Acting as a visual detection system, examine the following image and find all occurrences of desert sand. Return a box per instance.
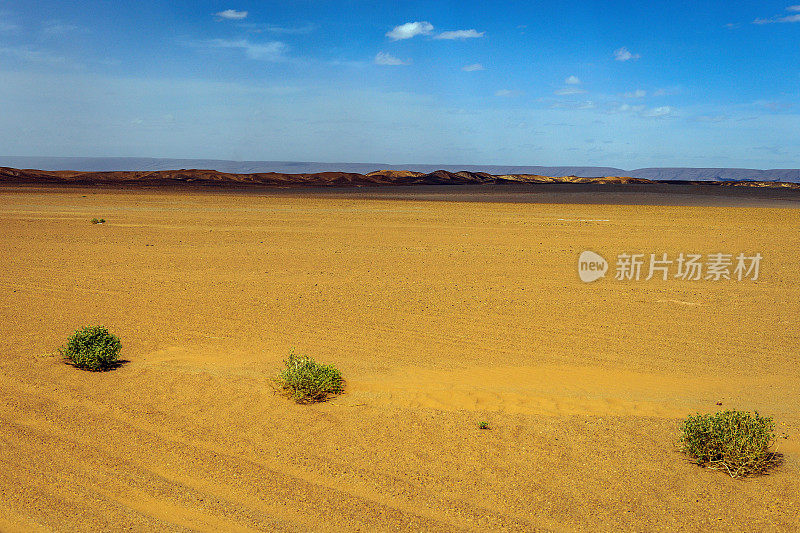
[0,185,798,531]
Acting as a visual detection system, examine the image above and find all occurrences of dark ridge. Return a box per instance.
[2,166,800,190]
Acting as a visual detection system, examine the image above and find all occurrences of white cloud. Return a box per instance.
[241,41,287,61]
[624,89,646,98]
[755,14,800,23]
[495,89,522,97]
[754,6,800,23]
[200,39,288,61]
[554,87,586,95]
[614,47,640,61]
[615,104,646,113]
[612,103,675,118]
[386,21,433,40]
[215,9,248,20]
[645,106,675,118]
[565,75,581,85]
[375,52,408,65]
[434,29,485,40]
[462,63,484,71]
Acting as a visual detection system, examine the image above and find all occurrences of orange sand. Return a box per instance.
[0,186,798,531]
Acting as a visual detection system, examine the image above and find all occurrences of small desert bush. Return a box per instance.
[274,350,343,403]
[478,421,490,430]
[90,218,105,224]
[679,410,778,478]
[60,325,121,371]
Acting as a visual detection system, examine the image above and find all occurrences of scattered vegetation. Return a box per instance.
[90,218,106,224]
[478,421,490,430]
[60,325,122,371]
[679,410,779,478]
[274,349,344,403]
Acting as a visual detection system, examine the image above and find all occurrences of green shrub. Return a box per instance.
[478,421,490,430]
[679,410,778,478]
[274,350,343,403]
[90,218,105,224]
[60,325,122,371]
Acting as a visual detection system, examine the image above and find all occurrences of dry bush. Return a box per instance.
[60,325,121,371]
[274,350,343,403]
[680,410,779,478]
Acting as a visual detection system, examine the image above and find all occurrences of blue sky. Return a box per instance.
[0,1,798,168]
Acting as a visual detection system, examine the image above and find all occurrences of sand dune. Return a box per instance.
[0,186,798,531]
[2,166,800,189]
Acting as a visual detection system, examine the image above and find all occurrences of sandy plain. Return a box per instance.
[0,184,799,531]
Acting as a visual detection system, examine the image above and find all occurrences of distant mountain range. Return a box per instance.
[1,156,799,182]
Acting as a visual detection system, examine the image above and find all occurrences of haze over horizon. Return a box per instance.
[4,155,800,182]
[1,1,798,168]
